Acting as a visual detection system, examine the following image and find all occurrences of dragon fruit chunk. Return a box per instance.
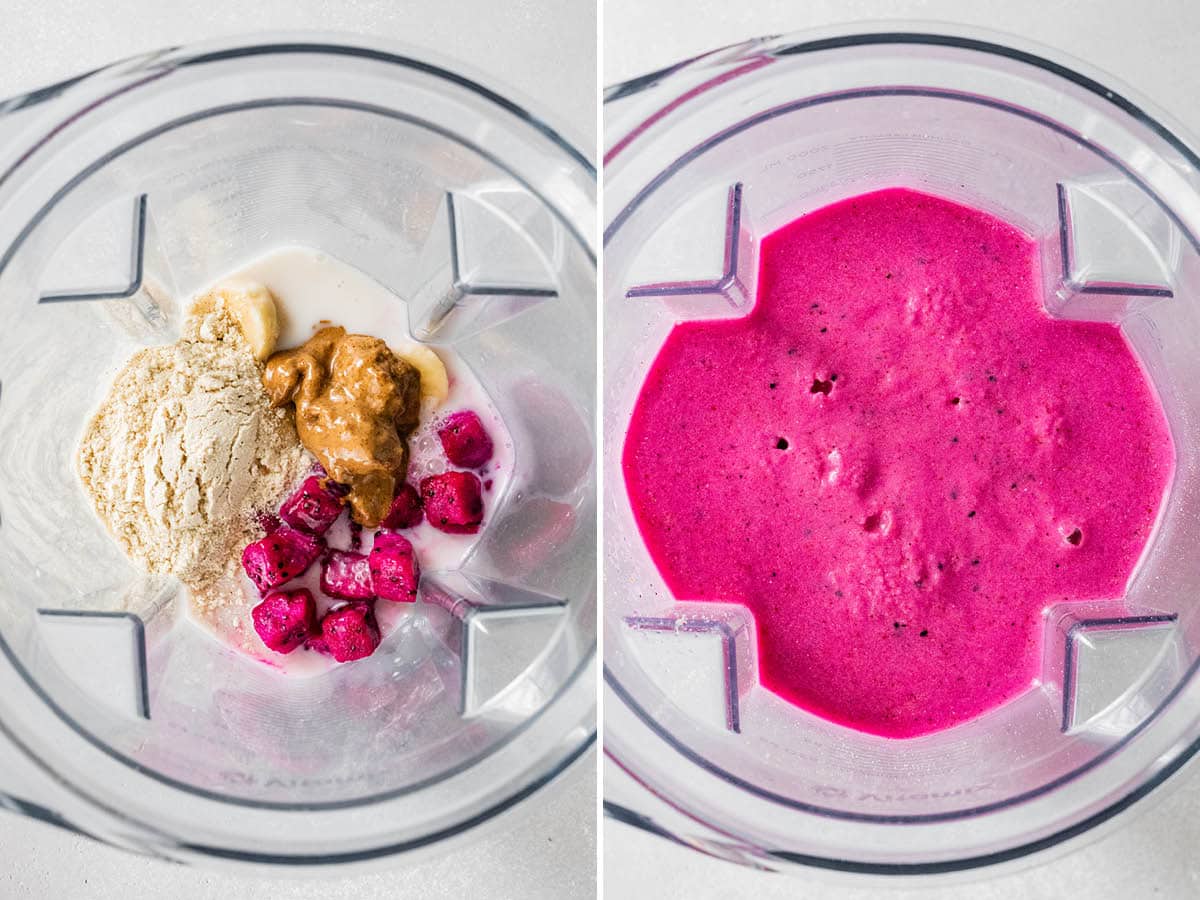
[241,525,323,593]
[321,550,375,600]
[278,475,345,536]
[306,634,330,656]
[420,471,484,534]
[437,410,494,468]
[320,604,381,662]
[381,483,424,529]
[369,532,421,602]
[255,511,282,535]
[252,589,317,654]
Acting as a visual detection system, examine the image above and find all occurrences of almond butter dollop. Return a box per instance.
[263,326,421,526]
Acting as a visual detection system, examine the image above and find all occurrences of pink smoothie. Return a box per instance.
[623,188,1174,738]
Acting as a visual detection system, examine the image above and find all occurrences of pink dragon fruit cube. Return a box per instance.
[437,410,495,468]
[381,482,424,529]
[369,532,421,602]
[255,511,281,535]
[306,634,330,656]
[319,603,381,662]
[252,589,317,654]
[241,525,323,593]
[321,550,375,600]
[278,475,345,536]
[420,471,484,534]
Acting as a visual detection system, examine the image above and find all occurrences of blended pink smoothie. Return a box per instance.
[623,188,1174,738]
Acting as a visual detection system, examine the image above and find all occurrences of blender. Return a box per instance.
[604,25,1200,876]
[0,34,596,868]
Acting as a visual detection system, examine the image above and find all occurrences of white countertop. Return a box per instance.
[0,1,596,898]
[604,0,1200,897]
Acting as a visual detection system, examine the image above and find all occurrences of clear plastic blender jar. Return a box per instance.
[0,34,596,869]
[604,26,1200,877]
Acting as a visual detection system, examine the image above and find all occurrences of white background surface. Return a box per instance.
[603,0,1200,898]
[0,1,596,898]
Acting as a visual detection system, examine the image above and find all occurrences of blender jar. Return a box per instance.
[0,34,595,868]
[604,26,1200,876]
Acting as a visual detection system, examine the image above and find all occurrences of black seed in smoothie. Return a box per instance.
[810,377,833,395]
[1066,528,1083,546]
[775,437,789,450]
[920,629,929,637]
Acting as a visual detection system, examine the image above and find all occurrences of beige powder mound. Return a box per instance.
[77,300,310,603]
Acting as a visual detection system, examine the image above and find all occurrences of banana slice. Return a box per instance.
[396,342,449,406]
[222,284,280,361]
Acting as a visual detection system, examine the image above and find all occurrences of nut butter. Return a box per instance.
[264,326,420,526]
